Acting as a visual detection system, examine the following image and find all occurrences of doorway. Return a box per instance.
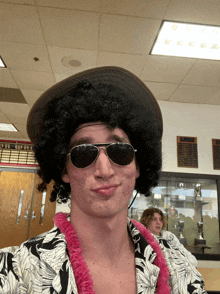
[0,168,56,248]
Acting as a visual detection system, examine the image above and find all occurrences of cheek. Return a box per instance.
[119,166,139,197]
[150,222,155,227]
[62,165,88,184]
[126,162,139,179]
[120,167,138,187]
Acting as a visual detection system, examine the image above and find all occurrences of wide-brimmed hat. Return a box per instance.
[27,66,163,144]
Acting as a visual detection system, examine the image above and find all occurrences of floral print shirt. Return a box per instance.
[0,219,206,294]
[155,230,207,294]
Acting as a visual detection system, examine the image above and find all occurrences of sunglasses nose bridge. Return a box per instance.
[95,145,109,159]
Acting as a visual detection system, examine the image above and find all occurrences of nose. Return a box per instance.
[157,219,162,225]
[94,148,115,179]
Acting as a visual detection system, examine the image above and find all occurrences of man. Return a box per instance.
[0,66,206,293]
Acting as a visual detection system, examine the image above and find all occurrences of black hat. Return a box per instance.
[27,66,163,144]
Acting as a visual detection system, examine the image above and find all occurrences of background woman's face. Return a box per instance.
[147,213,163,236]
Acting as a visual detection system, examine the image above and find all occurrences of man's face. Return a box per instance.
[62,122,139,219]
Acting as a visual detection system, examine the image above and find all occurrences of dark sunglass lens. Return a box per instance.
[70,145,98,168]
[107,143,134,165]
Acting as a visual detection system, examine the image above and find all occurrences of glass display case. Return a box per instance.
[128,172,220,255]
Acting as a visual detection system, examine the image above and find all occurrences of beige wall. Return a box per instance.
[159,101,220,176]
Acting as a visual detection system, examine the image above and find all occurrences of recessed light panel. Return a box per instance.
[0,56,6,68]
[0,123,18,132]
[151,21,220,60]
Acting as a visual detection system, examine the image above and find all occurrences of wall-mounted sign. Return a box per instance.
[177,136,198,168]
[0,140,38,167]
[212,139,220,170]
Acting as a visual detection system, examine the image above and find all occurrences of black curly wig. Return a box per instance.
[34,80,162,203]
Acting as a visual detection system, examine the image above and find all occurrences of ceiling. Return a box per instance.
[1,0,220,142]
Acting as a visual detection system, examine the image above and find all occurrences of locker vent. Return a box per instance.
[177,136,198,168]
[212,139,220,170]
[0,140,38,167]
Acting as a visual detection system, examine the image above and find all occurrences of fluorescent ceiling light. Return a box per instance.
[0,56,6,68]
[151,21,220,60]
[0,123,18,132]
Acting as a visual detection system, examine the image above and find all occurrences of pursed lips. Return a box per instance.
[92,184,120,196]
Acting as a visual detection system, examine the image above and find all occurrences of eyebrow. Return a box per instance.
[69,134,129,150]
[68,137,91,151]
[109,134,128,143]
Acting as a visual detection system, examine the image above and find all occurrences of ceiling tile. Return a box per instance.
[141,56,196,83]
[0,109,11,123]
[100,0,169,18]
[97,52,145,76]
[14,124,29,138]
[36,0,101,11]
[1,42,52,72]
[1,0,35,4]
[0,69,18,88]
[0,88,26,103]
[0,3,44,44]
[165,0,220,25]
[20,89,44,107]
[48,46,98,74]
[0,102,30,125]
[10,70,56,90]
[182,60,220,87]
[169,85,219,104]
[145,82,178,101]
[0,0,220,141]
[38,7,99,49]
[99,14,161,54]
[0,130,24,140]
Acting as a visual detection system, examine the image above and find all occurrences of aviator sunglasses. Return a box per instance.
[67,142,137,168]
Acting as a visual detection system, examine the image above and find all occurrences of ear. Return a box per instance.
[135,164,140,179]
[62,172,70,183]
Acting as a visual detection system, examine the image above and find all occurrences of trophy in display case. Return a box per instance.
[194,183,202,200]
[194,221,206,245]
[175,220,187,245]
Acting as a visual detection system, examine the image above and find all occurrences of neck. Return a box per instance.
[70,208,132,263]
[54,213,171,294]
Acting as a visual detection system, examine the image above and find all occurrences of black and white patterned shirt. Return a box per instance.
[0,219,206,294]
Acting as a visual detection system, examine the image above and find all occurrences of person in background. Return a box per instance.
[0,66,206,294]
[140,207,205,293]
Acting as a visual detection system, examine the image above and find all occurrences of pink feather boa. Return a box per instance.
[54,212,170,294]
[54,212,95,294]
